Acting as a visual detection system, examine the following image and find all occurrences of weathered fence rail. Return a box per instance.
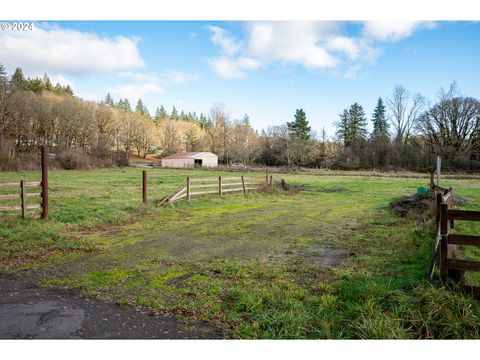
[161,173,273,206]
[440,202,480,284]
[0,145,48,219]
[0,180,43,218]
[428,184,480,285]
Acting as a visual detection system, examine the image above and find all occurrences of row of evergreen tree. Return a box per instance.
[104,93,210,127]
[0,66,74,96]
[336,98,389,146]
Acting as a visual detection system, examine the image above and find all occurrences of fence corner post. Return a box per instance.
[440,234,448,285]
[41,145,48,220]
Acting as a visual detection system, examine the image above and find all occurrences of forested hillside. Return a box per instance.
[1,64,479,171]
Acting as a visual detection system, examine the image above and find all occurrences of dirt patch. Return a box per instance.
[0,275,222,339]
[391,193,469,218]
[390,195,431,217]
[302,246,350,268]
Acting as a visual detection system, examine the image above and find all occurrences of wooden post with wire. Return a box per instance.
[41,145,48,220]
[241,175,246,195]
[218,176,222,197]
[187,176,191,201]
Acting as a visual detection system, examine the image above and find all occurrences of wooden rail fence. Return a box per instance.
[160,173,273,206]
[0,181,44,218]
[428,186,480,284]
[0,145,49,219]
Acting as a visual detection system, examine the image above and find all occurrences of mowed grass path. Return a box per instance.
[1,167,480,338]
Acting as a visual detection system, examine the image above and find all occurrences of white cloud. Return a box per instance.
[210,56,261,79]
[325,36,361,60]
[109,69,199,102]
[247,22,340,69]
[362,21,436,42]
[207,25,241,55]
[0,23,144,76]
[207,21,436,79]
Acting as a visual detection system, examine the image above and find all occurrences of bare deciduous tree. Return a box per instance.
[230,116,259,165]
[416,83,480,162]
[386,86,425,144]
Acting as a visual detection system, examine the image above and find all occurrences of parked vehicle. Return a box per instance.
[230,162,246,168]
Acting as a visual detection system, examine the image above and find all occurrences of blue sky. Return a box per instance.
[1,21,479,136]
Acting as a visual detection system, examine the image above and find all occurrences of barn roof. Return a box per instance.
[161,152,217,160]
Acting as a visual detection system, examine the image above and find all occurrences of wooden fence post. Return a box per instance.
[41,145,48,220]
[142,170,148,205]
[270,175,273,191]
[20,180,26,219]
[436,156,441,188]
[430,171,435,192]
[187,177,191,201]
[440,202,448,285]
[241,175,246,195]
[218,176,222,197]
[435,192,442,233]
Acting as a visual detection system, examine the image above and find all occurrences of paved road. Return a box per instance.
[0,276,222,339]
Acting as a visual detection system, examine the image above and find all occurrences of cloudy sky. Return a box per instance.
[1,21,479,135]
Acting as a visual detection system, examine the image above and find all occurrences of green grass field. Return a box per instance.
[1,167,480,339]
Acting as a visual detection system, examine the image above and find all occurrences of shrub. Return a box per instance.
[0,151,39,171]
[55,148,91,170]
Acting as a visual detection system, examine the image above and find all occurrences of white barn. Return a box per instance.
[160,152,218,168]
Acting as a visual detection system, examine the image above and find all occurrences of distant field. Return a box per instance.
[1,167,480,338]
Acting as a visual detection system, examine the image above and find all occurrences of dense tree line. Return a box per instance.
[1,63,479,171]
[330,84,480,171]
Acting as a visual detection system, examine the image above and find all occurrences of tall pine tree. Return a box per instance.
[171,106,178,120]
[287,109,311,140]
[336,109,351,146]
[10,67,25,91]
[105,93,115,107]
[371,97,389,138]
[42,73,53,91]
[348,103,367,143]
[117,98,132,112]
[154,105,168,123]
[135,98,151,119]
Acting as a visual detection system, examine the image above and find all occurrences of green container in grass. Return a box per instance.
[416,186,429,197]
